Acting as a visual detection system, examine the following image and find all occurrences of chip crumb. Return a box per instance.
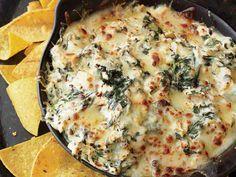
[43,169,47,173]
[12,131,17,137]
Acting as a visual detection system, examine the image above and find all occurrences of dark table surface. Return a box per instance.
[0,0,236,177]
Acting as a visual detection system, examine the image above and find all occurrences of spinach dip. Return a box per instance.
[45,4,236,177]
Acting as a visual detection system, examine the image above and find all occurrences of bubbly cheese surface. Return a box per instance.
[45,4,236,177]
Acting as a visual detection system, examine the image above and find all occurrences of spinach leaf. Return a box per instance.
[176,103,216,140]
[62,89,95,110]
[183,146,197,155]
[142,47,151,55]
[66,90,82,101]
[143,12,163,40]
[160,70,172,90]
[202,35,210,41]
[205,38,221,47]
[175,133,197,155]
[187,118,205,139]
[230,39,235,47]
[81,92,95,110]
[203,56,216,66]
[175,132,183,140]
[224,52,236,68]
[171,55,195,91]
[160,53,200,91]
[97,65,132,110]
[188,103,216,139]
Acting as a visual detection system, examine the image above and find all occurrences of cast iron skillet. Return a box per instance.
[38,0,236,176]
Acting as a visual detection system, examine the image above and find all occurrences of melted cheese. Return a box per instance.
[45,4,236,177]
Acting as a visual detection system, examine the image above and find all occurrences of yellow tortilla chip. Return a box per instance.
[0,65,17,84]
[0,133,52,177]
[7,77,41,136]
[12,41,47,80]
[27,1,42,11]
[39,0,52,8]
[0,9,54,60]
[47,0,59,10]
[24,43,40,55]
[31,138,104,177]
[8,32,32,57]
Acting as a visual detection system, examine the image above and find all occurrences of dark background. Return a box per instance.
[0,0,236,176]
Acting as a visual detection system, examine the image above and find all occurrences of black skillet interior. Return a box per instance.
[38,0,236,176]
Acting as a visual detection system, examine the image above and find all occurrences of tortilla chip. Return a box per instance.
[31,138,104,177]
[8,32,32,57]
[7,77,41,136]
[48,0,59,10]
[0,133,52,177]
[27,1,42,11]
[0,9,54,60]
[0,65,17,84]
[12,41,47,80]
[24,43,40,55]
[39,0,52,8]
